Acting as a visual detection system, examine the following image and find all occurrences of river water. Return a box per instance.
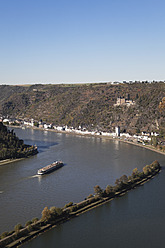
[0,128,164,247]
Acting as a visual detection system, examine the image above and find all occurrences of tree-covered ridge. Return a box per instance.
[0,122,38,160]
[0,82,165,134]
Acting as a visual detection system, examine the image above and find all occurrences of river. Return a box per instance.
[0,127,164,247]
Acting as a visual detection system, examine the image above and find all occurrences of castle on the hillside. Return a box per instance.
[114,94,135,107]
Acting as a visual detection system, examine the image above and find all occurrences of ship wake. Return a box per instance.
[29,175,41,179]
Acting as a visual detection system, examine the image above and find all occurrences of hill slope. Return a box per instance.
[0,82,165,134]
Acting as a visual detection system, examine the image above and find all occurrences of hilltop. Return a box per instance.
[0,82,165,134]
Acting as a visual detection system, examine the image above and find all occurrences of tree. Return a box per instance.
[27,224,33,232]
[41,207,51,222]
[132,168,140,178]
[32,217,39,224]
[143,165,150,175]
[159,97,165,113]
[151,160,160,169]
[25,220,32,227]
[64,202,73,208]
[94,185,103,196]
[55,207,63,216]
[119,175,128,183]
[87,194,94,199]
[14,223,23,234]
[115,178,120,186]
[151,136,158,147]
[0,232,9,239]
[105,185,114,196]
[50,206,63,219]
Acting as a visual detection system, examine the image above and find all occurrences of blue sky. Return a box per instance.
[0,0,165,84]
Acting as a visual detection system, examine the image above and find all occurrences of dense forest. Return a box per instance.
[0,82,165,134]
[0,122,38,160]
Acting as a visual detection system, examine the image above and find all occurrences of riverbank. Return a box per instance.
[0,158,25,166]
[103,136,165,156]
[8,125,165,157]
[0,161,161,248]
[1,129,163,167]
[0,149,38,167]
[63,132,165,156]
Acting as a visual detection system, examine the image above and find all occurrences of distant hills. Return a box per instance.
[0,82,165,134]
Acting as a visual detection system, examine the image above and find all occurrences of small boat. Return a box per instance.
[37,161,63,175]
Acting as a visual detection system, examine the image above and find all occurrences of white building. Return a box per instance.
[115,126,120,136]
[3,118,10,123]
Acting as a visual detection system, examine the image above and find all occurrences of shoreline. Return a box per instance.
[0,158,25,166]
[0,151,38,166]
[1,129,164,166]
[102,136,165,156]
[1,166,161,248]
[7,125,165,157]
[25,125,165,156]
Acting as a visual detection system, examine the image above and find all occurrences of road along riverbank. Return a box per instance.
[0,158,25,166]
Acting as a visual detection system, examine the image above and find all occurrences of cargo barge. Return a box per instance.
[37,161,63,175]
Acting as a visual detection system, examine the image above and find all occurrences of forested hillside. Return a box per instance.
[0,82,165,134]
[0,122,37,160]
